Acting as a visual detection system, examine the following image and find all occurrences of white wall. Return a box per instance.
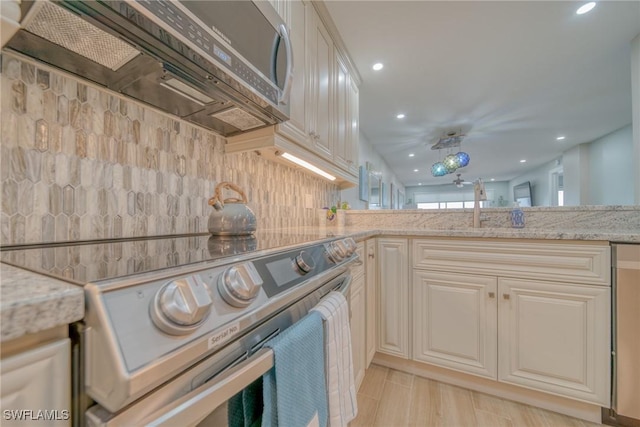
[340,131,405,209]
[588,126,634,205]
[508,157,561,207]
[510,124,634,206]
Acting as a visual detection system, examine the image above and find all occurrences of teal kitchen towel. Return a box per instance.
[228,376,263,427]
[262,311,328,427]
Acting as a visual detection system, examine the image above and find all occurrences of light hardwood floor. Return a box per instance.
[351,365,602,427]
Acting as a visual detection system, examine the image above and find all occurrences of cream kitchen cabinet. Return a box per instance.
[377,238,409,358]
[410,238,611,406]
[349,242,366,390]
[365,238,376,367]
[498,277,610,405]
[0,338,71,426]
[412,270,498,379]
[350,271,366,391]
[332,51,359,176]
[307,5,333,159]
[274,0,313,150]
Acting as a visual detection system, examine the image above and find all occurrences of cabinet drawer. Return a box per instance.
[413,239,610,286]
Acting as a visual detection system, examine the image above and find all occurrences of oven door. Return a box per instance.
[85,273,351,427]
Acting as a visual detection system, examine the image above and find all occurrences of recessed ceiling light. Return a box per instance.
[408,153,415,157]
[372,63,384,71]
[413,169,419,172]
[418,183,422,186]
[520,159,527,163]
[396,114,405,119]
[556,136,566,140]
[490,178,495,181]
[576,2,596,15]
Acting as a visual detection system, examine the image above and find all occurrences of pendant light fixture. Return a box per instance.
[431,130,471,177]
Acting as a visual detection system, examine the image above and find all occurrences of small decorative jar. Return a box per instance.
[510,203,525,228]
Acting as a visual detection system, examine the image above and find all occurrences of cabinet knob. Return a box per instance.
[503,293,510,300]
[488,292,495,298]
[368,253,374,258]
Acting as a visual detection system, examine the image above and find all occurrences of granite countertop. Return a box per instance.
[0,224,637,342]
[0,263,84,342]
[335,227,640,243]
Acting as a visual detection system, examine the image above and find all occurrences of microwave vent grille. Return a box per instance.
[23,1,140,71]
[211,108,266,131]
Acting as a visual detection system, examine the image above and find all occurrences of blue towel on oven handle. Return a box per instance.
[262,310,328,427]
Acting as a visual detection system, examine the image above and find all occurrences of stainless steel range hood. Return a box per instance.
[4,0,292,137]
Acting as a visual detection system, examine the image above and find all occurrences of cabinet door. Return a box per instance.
[306,7,333,159]
[377,238,409,358]
[413,271,498,379]
[498,278,610,405]
[365,239,376,367]
[347,76,359,176]
[1,339,71,426]
[332,52,351,172]
[275,0,312,148]
[350,275,366,390]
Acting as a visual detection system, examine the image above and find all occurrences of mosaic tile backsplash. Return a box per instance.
[0,53,339,245]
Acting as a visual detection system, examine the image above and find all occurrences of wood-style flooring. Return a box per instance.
[351,364,602,427]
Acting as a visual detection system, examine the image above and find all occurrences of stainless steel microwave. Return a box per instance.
[5,0,293,136]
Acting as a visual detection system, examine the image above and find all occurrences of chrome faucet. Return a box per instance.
[473,178,487,228]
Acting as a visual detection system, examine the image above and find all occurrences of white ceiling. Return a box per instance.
[324,1,640,187]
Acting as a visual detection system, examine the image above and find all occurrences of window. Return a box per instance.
[417,201,488,210]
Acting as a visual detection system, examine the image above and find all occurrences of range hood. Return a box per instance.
[4,0,292,137]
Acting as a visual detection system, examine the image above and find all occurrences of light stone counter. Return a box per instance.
[334,227,640,243]
[0,263,84,342]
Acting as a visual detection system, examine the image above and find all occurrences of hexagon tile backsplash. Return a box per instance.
[0,53,339,245]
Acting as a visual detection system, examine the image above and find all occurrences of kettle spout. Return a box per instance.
[208,197,224,211]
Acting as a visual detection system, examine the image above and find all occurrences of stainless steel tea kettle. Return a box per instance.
[207,182,257,235]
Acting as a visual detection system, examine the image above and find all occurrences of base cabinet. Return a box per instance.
[412,271,497,379]
[498,278,610,405]
[406,238,611,407]
[377,238,409,358]
[0,338,71,426]
[350,273,366,390]
[411,270,610,406]
[365,239,376,367]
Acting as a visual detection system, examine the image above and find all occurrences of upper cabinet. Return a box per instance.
[275,0,313,149]
[307,5,334,158]
[226,0,360,187]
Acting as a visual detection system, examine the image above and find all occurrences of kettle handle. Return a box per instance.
[208,182,248,210]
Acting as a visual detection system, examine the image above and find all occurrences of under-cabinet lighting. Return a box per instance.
[281,152,336,181]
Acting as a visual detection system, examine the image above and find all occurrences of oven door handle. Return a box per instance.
[333,273,352,297]
[140,348,274,427]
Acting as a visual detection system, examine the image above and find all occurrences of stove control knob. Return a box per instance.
[294,251,315,274]
[343,238,357,256]
[326,241,347,263]
[151,275,212,335]
[218,262,263,308]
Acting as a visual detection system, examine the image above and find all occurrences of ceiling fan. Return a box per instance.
[453,174,472,188]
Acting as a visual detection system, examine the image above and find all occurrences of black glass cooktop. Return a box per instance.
[0,230,339,285]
